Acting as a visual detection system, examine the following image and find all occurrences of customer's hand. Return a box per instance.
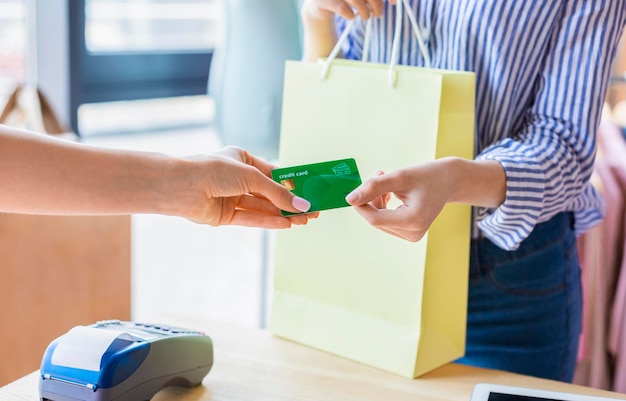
[177,146,316,229]
[0,127,316,229]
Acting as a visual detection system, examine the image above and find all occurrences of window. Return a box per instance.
[0,0,25,105]
[68,0,217,134]
[85,0,218,52]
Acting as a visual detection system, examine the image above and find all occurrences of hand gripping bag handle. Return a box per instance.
[321,0,432,87]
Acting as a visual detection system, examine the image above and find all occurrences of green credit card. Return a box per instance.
[272,158,362,215]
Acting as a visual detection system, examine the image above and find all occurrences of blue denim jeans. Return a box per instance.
[455,213,582,382]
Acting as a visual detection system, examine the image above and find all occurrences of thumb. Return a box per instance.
[345,173,396,206]
[251,172,311,213]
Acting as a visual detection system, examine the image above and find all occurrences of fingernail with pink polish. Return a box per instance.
[292,196,311,212]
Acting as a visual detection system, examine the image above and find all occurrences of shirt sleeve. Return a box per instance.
[476,1,626,251]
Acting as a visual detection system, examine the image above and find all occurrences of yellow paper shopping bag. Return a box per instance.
[270,2,475,378]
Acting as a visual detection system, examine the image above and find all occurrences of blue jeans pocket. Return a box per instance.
[487,243,568,296]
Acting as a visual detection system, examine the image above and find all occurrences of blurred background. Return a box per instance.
[1,0,217,135]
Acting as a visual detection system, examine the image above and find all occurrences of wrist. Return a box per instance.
[301,3,340,62]
[443,157,506,208]
[150,156,196,218]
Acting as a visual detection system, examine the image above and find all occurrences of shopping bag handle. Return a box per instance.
[321,0,432,87]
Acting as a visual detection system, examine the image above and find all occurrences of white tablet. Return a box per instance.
[470,383,623,401]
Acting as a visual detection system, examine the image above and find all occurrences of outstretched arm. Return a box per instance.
[0,125,313,229]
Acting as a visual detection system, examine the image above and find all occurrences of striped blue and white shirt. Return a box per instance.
[336,0,626,251]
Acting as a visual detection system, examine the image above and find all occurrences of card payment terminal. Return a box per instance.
[39,320,213,401]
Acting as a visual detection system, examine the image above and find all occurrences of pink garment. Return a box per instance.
[611,224,626,393]
[603,121,626,393]
[575,160,624,389]
[574,121,626,392]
